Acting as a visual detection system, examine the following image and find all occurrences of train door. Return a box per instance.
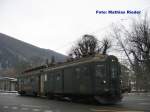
[110,59,121,95]
[95,63,106,93]
[18,77,23,92]
[54,71,63,93]
[64,68,73,94]
[75,65,92,94]
[38,75,41,95]
[39,74,47,96]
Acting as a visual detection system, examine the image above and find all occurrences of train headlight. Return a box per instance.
[103,80,106,84]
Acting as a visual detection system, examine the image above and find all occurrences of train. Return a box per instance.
[17,54,123,104]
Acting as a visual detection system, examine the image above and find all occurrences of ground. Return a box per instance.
[0,92,150,112]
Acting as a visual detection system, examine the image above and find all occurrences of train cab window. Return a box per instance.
[96,64,105,78]
[111,65,117,78]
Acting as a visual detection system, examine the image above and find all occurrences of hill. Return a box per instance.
[0,33,67,77]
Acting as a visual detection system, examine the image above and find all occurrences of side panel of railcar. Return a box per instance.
[53,70,63,93]
[63,67,74,94]
[44,70,64,95]
[18,74,39,96]
[74,63,94,95]
[63,62,94,95]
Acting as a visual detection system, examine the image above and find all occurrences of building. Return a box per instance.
[0,77,17,92]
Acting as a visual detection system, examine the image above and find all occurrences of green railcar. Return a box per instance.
[17,54,122,104]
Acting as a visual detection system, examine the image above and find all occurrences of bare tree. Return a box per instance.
[101,38,112,55]
[128,15,150,91]
[112,14,150,91]
[69,34,112,58]
[129,16,150,69]
[111,25,133,66]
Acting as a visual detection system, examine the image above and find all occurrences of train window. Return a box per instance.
[21,79,23,85]
[83,67,87,71]
[56,73,60,80]
[96,64,105,78]
[76,68,80,72]
[83,66,89,76]
[44,74,47,81]
[30,78,33,82]
[23,79,25,84]
[26,78,29,84]
[96,64,104,68]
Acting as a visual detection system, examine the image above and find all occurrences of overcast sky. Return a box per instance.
[0,0,150,55]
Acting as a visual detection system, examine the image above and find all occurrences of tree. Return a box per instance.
[69,34,112,58]
[128,15,150,91]
[112,14,150,91]
[129,16,150,70]
[101,38,112,55]
[111,25,133,67]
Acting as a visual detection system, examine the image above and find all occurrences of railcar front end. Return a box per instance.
[94,55,122,104]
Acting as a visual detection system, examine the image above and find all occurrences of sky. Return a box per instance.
[0,0,150,55]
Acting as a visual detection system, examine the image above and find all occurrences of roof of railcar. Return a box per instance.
[19,54,117,76]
